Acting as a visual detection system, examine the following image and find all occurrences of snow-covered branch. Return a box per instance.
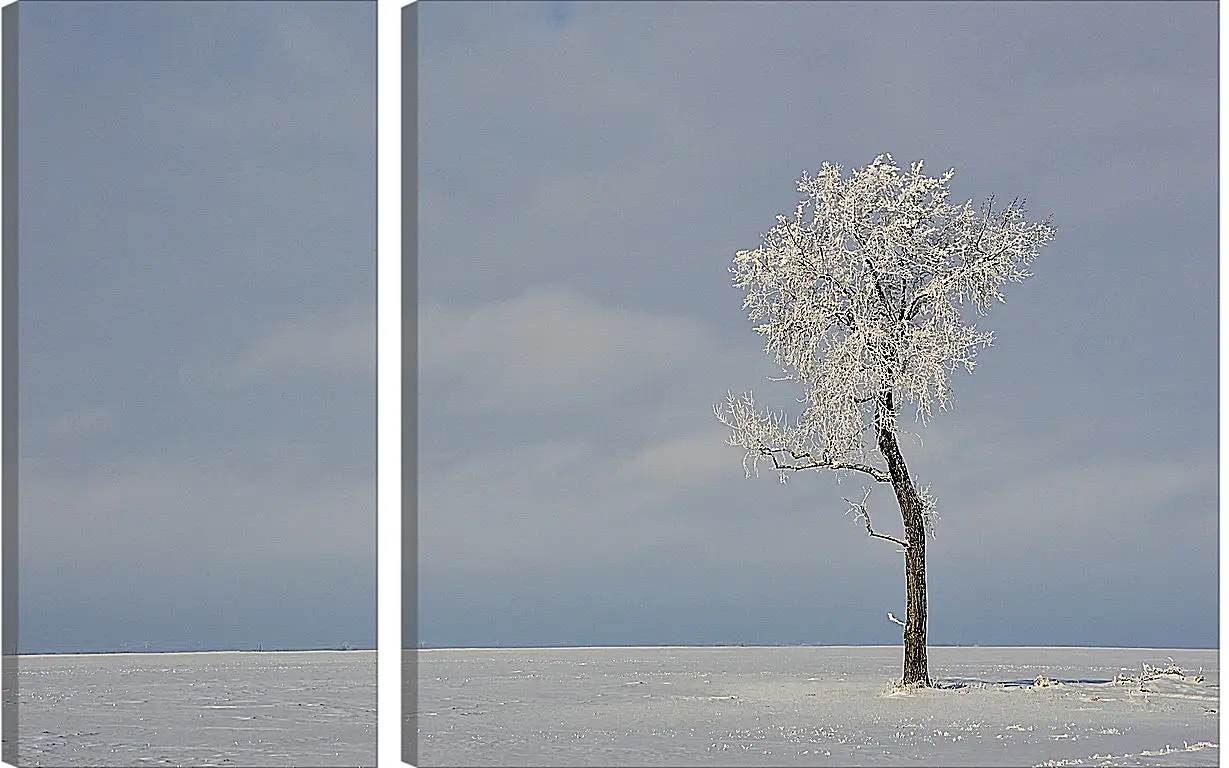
[714,392,890,483]
[765,447,891,482]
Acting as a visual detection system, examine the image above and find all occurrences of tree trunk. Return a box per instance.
[876,393,931,687]
[901,512,929,686]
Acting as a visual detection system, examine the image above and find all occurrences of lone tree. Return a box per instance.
[715,154,1055,686]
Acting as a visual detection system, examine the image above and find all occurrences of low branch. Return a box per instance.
[859,514,909,549]
[844,489,910,550]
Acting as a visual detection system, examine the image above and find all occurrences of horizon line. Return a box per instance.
[14,647,376,658]
[411,642,1217,652]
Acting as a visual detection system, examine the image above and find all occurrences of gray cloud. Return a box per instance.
[226,303,375,384]
[420,287,725,414]
[21,453,372,568]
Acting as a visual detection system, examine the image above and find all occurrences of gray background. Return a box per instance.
[17,1,375,653]
[417,1,1217,649]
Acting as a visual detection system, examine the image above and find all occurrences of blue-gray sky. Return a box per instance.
[417,1,1217,649]
[17,1,374,653]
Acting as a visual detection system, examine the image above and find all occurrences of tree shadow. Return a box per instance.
[937,677,1115,689]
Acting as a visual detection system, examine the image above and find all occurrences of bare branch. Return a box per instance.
[843,488,909,549]
[864,525,908,549]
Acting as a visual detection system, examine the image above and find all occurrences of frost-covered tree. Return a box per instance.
[715,154,1055,686]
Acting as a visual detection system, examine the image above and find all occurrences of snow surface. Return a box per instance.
[413,646,1217,767]
[11,649,375,767]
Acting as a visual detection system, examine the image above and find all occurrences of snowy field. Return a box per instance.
[10,649,375,767]
[413,646,1217,767]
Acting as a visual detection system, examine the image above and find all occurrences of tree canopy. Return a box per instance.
[716,154,1057,493]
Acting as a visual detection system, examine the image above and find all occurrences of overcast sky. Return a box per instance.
[416,1,1217,650]
[17,1,374,653]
